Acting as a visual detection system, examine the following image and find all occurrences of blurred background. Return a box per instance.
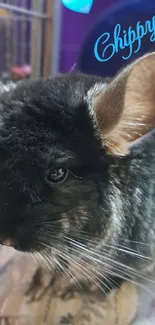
[0,0,154,84]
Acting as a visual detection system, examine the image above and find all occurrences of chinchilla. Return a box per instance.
[0,52,154,290]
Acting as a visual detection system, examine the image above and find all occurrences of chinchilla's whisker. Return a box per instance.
[51,247,107,293]
[56,254,84,291]
[31,222,61,230]
[63,236,151,263]
[61,261,108,295]
[118,238,150,246]
[92,254,155,287]
[123,122,149,127]
[35,233,58,244]
[30,249,40,266]
[112,242,149,251]
[107,269,155,297]
[56,248,112,293]
[32,238,155,292]
[35,247,61,273]
[43,253,55,270]
[62,237,155,286]
[32,240,155,298]
[31,250,51,271]
[36,251,52,270]
[103,245,151,260]
[66,231,150,250]
[36,244,75,281]
[103,259,155,286]
[107,275,140,302]
[44,249,90,293]
[39,250,63,276]
[44,252,65,276]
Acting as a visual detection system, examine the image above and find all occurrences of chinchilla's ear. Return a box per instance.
[87,52,155,156]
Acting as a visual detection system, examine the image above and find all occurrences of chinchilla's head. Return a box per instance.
[0,53,154,277]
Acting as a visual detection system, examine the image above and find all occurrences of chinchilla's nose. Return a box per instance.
[0,238,13,247]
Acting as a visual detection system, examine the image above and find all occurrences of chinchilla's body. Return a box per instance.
[0,53,155,293]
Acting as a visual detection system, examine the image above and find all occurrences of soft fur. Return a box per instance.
[0,53,155,291]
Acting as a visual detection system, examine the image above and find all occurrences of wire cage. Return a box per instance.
[0,0,52,83]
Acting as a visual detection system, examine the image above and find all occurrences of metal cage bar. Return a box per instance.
[42,0,53,78]
[0,3,50,19]
[51,0,61,77]
[0,0,53,79]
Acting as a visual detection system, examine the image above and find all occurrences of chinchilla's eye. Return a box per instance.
[46,168,68,184]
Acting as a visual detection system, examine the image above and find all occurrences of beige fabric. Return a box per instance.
[0,247,139,325]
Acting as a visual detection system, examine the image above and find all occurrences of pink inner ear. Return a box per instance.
[92,52,155,156]
[94,76,126,135]
[123,53,155,142]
